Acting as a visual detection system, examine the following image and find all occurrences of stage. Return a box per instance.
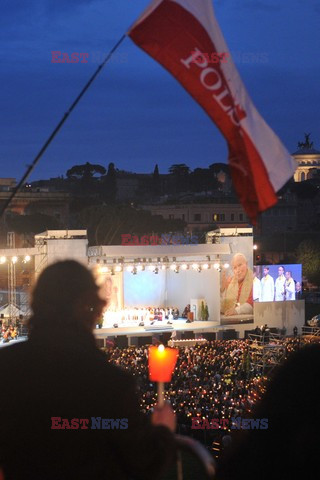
[94,319,221,346]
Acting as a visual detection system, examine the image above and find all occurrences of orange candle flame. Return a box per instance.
[148,345,179,382]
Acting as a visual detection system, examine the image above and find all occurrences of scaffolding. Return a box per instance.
[248,332,286,373]
[301,326,320,342]
[7,232,16,325]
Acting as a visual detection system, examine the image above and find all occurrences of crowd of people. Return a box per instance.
[103,337,305,446]
[0,260,319,480]
[0,324,18,342]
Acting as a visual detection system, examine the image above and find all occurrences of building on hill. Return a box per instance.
[141,201,250,233]
[0,178,16,192]
[292,134,320,182]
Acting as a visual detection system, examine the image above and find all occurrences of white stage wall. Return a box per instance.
[166,269,220,322]
[218,300,305,338]
[123,268,220,322]
[124,270,166,307]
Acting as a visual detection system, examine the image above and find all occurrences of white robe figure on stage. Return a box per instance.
[260,268,274,302]
[253,276,261,302]
[284,272,296,301]
[274,266,286,301]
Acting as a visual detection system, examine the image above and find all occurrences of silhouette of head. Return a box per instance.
[30,260,106,332]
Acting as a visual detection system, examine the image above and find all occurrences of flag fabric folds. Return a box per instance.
[128,0,296,223]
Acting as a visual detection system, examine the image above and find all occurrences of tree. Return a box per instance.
[190,168,218,193]
[168,164,190,192]
[102,162,117,204]
[6,213,61,234]
[291,181,318,200]
[5,213,61,246]
[168,164,190,176]
[296,240,320,285]
[74,205,186,246]
[152,164,161,196]
[66,162,106,194]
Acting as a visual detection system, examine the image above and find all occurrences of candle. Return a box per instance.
[149,345,178,407]
[149,345,179,383]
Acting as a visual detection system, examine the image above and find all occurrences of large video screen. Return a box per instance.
[220,236,254,325]
[253,264,302,302]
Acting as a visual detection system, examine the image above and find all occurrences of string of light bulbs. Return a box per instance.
[0,255,31,265]
[95,261,230,275]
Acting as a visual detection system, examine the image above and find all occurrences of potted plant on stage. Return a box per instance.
[204,304,209,321]
[200,301,205,321]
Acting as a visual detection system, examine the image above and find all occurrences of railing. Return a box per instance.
[248,331,283,347]
[302,326,320,337]
[174,434,216,480]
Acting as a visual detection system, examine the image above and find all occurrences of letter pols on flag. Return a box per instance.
[128,0,296,223]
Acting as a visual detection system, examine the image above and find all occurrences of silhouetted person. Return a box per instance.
[0,261,176,480]
[216,344,320,480]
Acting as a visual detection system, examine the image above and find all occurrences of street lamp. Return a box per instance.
[253,244,258,264]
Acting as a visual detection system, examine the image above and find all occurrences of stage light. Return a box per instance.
[148,265,155,271]
[24,255,31,262]
[202,263,209,270]
[127,265,134,273]
[115,265,122,272]
[0,256,6,264]
[161,265,166,270]
[253,244,258,250]
[100,266,109,273]
[12,256,18,264]
[137,265,143,272]
[213,263,220,270]
[181,264,188,270]
[170,264,177,271]
[223,263,230,269]
[192,263,199,270]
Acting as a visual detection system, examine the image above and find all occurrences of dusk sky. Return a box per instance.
[1,0,319,181]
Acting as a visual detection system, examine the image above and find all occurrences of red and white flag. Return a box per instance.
[128,0,296,223]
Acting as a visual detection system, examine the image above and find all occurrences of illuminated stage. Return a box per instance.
[94,319,220,346]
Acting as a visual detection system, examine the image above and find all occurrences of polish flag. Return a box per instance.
[128,0,296,223]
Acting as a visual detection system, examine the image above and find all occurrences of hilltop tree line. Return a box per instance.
[4,161,227,246]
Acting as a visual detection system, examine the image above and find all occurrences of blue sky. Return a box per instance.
[1,0,319,181]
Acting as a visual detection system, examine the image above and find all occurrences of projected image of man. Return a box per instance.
[275,266,286,301]
[221,253,253,316]
[261,267,274,302]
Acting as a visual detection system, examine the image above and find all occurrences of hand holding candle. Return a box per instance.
[148,344,178,406]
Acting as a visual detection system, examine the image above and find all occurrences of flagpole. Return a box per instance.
[0,33,127,219]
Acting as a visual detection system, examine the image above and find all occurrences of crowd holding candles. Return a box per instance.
[102,337,304,445]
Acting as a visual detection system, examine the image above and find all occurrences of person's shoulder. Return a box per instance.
[95,350,136,384]
[0,340,29,369]
[0,340,29,357]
